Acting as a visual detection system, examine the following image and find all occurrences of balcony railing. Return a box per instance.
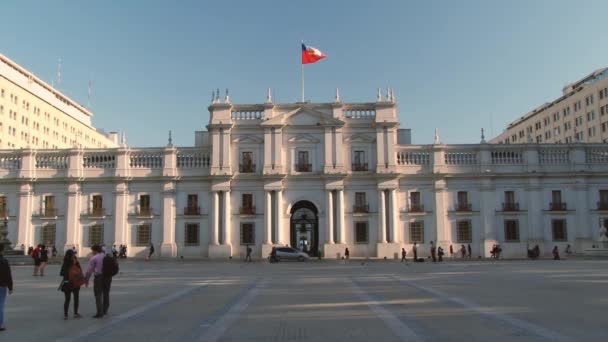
[598,202,608,210]
[295,163,312,172]
[136,207,153,217]
[88,208,106,217]
[502,202,519,212]
[239,206,256,215]
[40,208,58,218]
[549,202,567,211]
[184,206,200,216]
[455,203,472,212]
[408,204,425,212]
[353,204,369,213]
[352,163,369,172]
[239,164,256,173]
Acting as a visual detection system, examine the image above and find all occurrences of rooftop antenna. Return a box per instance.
[265,88,272,104]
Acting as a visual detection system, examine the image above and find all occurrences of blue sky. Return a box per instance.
[2,0,608,146]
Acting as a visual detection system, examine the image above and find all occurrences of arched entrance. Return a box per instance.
[290,201,319,256]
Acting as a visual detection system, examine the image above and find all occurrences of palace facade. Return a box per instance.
[1,91,607,259]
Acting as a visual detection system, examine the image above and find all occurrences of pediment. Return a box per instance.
[261,107,344,127]
[232,135,263,144]
[288,134,320,143]
[345,134,376,143]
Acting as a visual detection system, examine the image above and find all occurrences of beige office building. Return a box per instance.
[492,67,608,144]
[0,53,117,149]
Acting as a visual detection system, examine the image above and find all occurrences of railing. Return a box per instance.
[0,155,20,170]
[177,150,211,168]
[130,151,163,168]
[295,163,312,172]
[445,151,477,165]
[454,203,472,212]
[88,208,106,217]
[597,202,608,210]
[352,163,369,171]
[40,208,58,218]
[231,110,263,120]
[83,153,115,169]
[539,149,569,164]
[239,164,256,173]
[397,151,430,165]
[408,204,425,212]
[353,204,369,213]
[502,202,519,211]
[239,206,256,215]
[491,151,523,165]
[343,109,375,118]
[184,206,200,215]
[135,207,153,217]
[549,202,567,211]
[586,148,608,163]
[36,153,69,169]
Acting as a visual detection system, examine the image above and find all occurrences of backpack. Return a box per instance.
[102,254,119,277]
[30,248,40,259]
[67,263,85,289]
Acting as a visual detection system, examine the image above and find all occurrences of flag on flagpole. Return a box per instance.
[301,43,326,64]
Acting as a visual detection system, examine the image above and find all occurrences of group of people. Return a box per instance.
[490,244,503,259]
[29,244,50,276]
[111,245,128,259]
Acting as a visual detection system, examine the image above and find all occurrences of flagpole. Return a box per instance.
[301,63,304,102]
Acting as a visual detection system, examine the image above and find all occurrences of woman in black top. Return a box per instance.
[60,249,82,319]
[39,245,49,276]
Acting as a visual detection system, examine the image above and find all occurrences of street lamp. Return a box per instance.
[0,213,13,253]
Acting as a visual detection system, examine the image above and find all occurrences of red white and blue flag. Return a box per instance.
[301,43,326,64]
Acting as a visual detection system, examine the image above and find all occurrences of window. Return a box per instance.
[184,223,200,246]
[410,191,422,211]
[89,224,104,246]
[241,223,255,245]
[185,194,199,215]
[91,195,103,216]
[456,191,469,211]
[587,111,596,121]
[136,224,151,246]
[553,112,560,121]
[599,190,608,209]
[241,194,254,214]
[543,117,550,126]
[354,192,367,212]
[603,122,607,133]
[551,220,567,241]
[353,150,367,171]
[586,94,594,106]
[409,221,424,243]
[296,151,310,172]
[139,194,151,215]
[0,196,7,216]
[575,116,583,126]
[240,152,254,173]
[456,221,472,243]
[44,195,56,216]
[562,107,570,117]
[354,222,368,243]
[504,220,519,242]
[589,127,596,137]
[41,224,56,245]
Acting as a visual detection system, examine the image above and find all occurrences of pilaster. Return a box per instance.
[16,183,32,248]
[160,181,176,257]
[64,182,80,252]
[112,182,128,247]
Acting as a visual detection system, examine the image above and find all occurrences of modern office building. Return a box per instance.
[491,67,608,144]
[0,53,117,149]
[1,90,606,260]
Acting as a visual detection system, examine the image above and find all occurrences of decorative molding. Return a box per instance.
[288,134,320,143]
[232,135,264,144]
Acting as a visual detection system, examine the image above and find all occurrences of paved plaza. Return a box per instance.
[2,257,607,341]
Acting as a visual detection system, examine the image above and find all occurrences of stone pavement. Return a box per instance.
[2,258,607,341]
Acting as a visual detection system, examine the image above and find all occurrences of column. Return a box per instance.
[223,190,231,246]
[378,190,387,243]
[433,180,449,244]
[389,189,399,243]
[65,183,80,251]
[479,180,496,257]
[326,190,334,244]
[16,183,32,249]
[210,191,219,245]
[573,178,591,241]
[276,190,284,245]
[526,180,543,242]
[160,182,176,257]
[337,189,345,244]
[113,182,128,247]
[264,191,272,244]
[263,128,273,172]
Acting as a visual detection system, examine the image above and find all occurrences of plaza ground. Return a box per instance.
[2,257,607,341]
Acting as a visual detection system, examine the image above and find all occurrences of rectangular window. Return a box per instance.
[136,224,151,246]
[353,150,367,171]
[410,191,422,211]
[187,194,198,208]
[599,190,608,209]
[354,192,367,212]
[456,221,472,243]
[44,195,56,217]
[355,222,368,243]
[409,221,424,243]
[91,195,104,216]
[241,194,254,214]
[241,223,255,245]
[296,151,310,172]
[240,152,254,173]
[551,220,567,241]
[89,224,104,246]
[41,224,56,245]
[139,194,151,216]
[457,191,469,211]
[184,223,200,246]
[504,220,519,242]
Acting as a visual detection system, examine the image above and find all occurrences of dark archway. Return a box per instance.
[290,201,319,256]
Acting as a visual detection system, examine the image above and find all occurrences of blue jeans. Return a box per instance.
[0,286,7,326]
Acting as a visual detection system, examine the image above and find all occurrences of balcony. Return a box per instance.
[88,208,106,218]
[135,207,153,217]
[352,163,369,172]
[353,204,369,213]
[184,206,201,216]
[598,202,608,211]
[549,202,567,211]
[408,204,425,213]
[502,202,520,212]
[295,163,312,172]
[455,203,472,212]
[239,164,256,173]
[239,206,256,215]
[40,208,58,218]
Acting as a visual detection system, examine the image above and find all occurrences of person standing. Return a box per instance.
[438,246,444,262]
[449,245,454,259]
[401,248,407,262]
[39,244,49,276]
[0,244,14,331]
[245,245,252,262]
[344,247,350,261]
[460,244,466,258]
[467,244,472,258]
[552,246,561,260]
[60,249,83,320]
[31,244,41,276]
[430,241,437,262]
[413,242,418,262]
[147,244,155,260]
[84,244,105,318]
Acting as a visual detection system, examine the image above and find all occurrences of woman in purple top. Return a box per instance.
[84,245,105,318]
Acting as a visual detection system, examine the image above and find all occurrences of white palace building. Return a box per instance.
[1,89,608,259]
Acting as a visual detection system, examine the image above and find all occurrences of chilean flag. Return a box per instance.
[301,43,326,64]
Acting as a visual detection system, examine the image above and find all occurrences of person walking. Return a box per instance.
[84,244,106,318]
[147,244,155,260]
[111,245,118,259]
[101,251,118,316]
[344,247,350,261]
[413,242,418,262]
[60,249,84,320]
[460,244,466,258]
[31,244,41,276]
[52,245,58,258]
[245,245,252,262]
[39,244,49,276]
[552,246,561,260]
[438,246,444,262]
[449,245,454,259]
[401,248,407,262]
[0,244,14,331]
[467,244,472,258]
[430,241,437,262]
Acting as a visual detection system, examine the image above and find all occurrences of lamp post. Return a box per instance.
[0,214,13,252]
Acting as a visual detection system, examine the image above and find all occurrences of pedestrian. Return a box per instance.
[111,245,118,259]
[430,241,437,262]
[552,246,560,260]
[449,245,454,259]
[39,244,49,276]
[31,244,41,276]
[147,244,155,260]
[438,246,444,262]
[27,246,33,257]
[460,244,466,258]
[245,245,252,262]
[565,244,572,255]
[401,248,407,262]
[467,244,472,258]
[84,244,106,318]
[344,247,350,261]
[52,245,58,258]
[60,249,84,320]
[101,250,118,316]
[413,242,418,262]
[123,245,128,258]
[0,244,14,331]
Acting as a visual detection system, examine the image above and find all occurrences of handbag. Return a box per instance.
[58,280,69,292]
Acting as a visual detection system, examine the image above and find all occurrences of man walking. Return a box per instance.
[413,242,418,262]
[0,244,14,331]
[467,244,472,258]
[430,241,437,262]
[147,243,155,260]
[245,245,252,262]
[84,244,105,318]
[401,248,407,262]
